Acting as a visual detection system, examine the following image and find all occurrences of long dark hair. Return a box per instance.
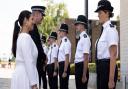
[12,10,31,57]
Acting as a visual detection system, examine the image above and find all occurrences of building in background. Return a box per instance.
[120,0,128,83]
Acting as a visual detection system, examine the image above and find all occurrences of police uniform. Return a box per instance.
[42,44,48,55]
[74,15,91,89]
[30,6,47,89]
[46,32,58,89]
[95,1,119,89]
[58,24,71,89]
[41,35,48,55]
[41,35,48,89]
[31,6,46,16]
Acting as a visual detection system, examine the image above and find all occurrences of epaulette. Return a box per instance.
[83,34,87,38]
[54,44,56,47]
[65,38,67,42]
[109,24,114,28]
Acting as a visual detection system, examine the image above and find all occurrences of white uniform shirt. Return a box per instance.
[42,44,48,55]
[96,20,119,59]
[47,43,59,64]
[75,31,91,63]
[58,36,71,62]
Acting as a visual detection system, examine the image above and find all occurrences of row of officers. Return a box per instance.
[11,0,119,89]
[42,22,90,89]
[40,0,119,89]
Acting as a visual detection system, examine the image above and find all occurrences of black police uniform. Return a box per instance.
[95,1,118,89]
[30,5,47,89]
[29,25,47,89]
[30,6,47,89]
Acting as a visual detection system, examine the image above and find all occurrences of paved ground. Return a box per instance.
[0,67,91,89]
[0,66,127,89]
[0,78,11,89]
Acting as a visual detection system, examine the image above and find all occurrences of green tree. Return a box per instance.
[38,0,69,37]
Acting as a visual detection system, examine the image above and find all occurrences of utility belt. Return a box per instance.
[75,62,89,70]
[75,61,84,66]
[47,63,54,66]
[59,61,65,65]
[96,58,110,62]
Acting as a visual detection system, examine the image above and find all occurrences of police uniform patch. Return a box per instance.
[109,24,114,28]
[83,34,87,38]
[65,39,67,42]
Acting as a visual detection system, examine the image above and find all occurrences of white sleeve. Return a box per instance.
[21,36,38,86]
[82,37,91,54]
[107,29,119,47]
[53,45,59,58]
[64,41,71,55]
[43,46,48,55]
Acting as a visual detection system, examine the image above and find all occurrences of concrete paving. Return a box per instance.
[0,67,126,89]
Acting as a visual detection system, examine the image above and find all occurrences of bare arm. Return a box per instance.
[54,57,58,72]
[83,53,89,76]
[109,45,117,80]
[64,54,69,73]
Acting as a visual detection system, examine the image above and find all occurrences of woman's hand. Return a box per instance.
[32,84,38,89]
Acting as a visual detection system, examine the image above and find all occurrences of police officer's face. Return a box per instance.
[32,11,44,24]
[75,24,84,32]
[58,31,65,38]
[49,38,54,44]
[98,10,109,24]
[47,38,51,46]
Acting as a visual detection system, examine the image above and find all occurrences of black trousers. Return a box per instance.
[59,61,70,89]
[46,63,58,89]
[96,59,118,89]
[75,62,89,89]
[38,66,47,89]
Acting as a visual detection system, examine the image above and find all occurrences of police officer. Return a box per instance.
[95,0,119,89]
[46,32,58,89]
[74,15,91,89]
[41,35,48,55]
[29,6,47,89]
[41,35,48,89]
[58,23,71,89]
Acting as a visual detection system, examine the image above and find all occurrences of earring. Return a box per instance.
[25,23,28,26]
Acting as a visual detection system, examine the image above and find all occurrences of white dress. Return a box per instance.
[11,33,39,89]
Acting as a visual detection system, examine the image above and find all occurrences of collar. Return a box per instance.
[42,44,45,46]
[51,42,55,47]
[51,42,56,47]
[62,36,67,41]
[102,20,111,29]
[49,44,53,49]
[80,31,86,38]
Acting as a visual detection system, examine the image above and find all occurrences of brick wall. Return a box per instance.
[64,19,76,63]
[63,19,120,63]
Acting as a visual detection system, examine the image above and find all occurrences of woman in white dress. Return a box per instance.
[11,10,39,89]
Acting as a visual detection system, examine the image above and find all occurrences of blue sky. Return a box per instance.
[0,0,120,59]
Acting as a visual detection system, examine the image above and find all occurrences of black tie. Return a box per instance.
[95,26,103,60]
[50,46,53,64]
[57,40,62,60]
